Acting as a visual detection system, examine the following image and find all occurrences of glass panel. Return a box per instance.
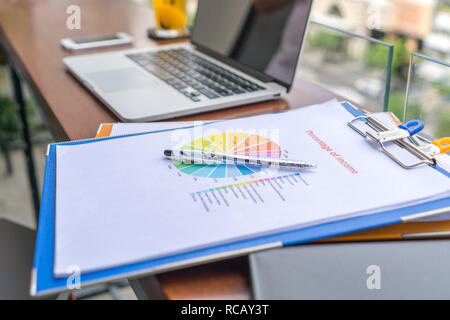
[404,53,449,138]
[297,20,393,112]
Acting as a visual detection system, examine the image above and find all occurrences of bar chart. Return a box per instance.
[190,172,310,213]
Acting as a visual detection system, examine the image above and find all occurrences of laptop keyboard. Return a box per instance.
[126,48,265,102]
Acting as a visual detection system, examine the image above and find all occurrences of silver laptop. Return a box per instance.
[63,0,312,122]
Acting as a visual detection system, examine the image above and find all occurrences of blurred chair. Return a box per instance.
[297,20,393,112]
[0,219,36,299]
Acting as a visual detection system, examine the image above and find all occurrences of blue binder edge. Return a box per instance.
[32,102,450,296]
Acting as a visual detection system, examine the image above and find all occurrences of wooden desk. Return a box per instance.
[0,0,338,300]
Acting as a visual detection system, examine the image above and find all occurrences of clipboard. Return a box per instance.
[95,107,450,243]
[31,102,450,296]
[329,103,450,242]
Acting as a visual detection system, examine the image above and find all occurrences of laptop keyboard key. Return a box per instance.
[198,88,220,99]
[126,49,266,102]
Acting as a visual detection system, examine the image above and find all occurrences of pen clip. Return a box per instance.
[178,149,222,165]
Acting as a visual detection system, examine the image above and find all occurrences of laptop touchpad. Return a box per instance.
[85,68,159,93]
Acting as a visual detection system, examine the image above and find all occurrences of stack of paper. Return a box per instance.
[54,99,450,275]
[32,99,450,295]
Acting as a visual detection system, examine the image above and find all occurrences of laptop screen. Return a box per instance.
[191,0,312,88]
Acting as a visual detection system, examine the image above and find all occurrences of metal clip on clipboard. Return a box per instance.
[410,135,450,157]
[348,116,438,169]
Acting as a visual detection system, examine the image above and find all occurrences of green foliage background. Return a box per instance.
[308,32,344,52]
[364,37,409,76]
[0,96,19,145]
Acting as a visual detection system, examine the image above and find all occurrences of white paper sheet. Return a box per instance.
[55,100,450,275]
[108,121,217,137]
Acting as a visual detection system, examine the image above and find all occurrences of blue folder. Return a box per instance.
[31,102,450,296]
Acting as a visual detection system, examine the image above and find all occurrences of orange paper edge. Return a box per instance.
[96,124,113,138]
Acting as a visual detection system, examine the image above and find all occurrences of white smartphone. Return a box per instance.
[60,32,133,51]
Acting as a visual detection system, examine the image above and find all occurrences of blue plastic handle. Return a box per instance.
[398,119,424,136]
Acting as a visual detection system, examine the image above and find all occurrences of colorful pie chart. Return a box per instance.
[173,132,282,178]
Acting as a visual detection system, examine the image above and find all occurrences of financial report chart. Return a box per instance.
[191,173,309,213]
[173,132,282,178]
